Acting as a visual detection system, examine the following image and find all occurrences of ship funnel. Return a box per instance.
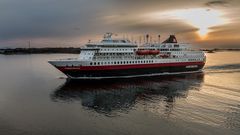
[162,35,178,43]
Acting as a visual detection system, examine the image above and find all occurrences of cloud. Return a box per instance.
[0,0,110,41]
[116,19,197,34]
[205,0,229,7]
[0,0,239,48]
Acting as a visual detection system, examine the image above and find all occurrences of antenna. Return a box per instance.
[146,34,149,43]
[158,35,161,43]
[104,32,113,39]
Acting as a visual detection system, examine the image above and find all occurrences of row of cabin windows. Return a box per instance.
[172,51,203,55]
[174,52,185,54]
[90,60,154,65]
[96,53,132,56]
[175,58,202,62]
[157,49,184,51]
[158,49,169,51]
[89,58,203,66]
[100,48,189,52]
[101,48,134,51]
[102,40,130,43]
[94,56,134,59]
[82,52,93,55]
[170,49,181,51]
[94,56,134,60]
[188,58,202,61]
[174,55,203,58]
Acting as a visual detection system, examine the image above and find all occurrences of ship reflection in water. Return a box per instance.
[51,73,204,116]
[0,52,240,135]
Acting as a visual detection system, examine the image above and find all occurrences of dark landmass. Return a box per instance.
[200,48,240,53]
[0,47,81,55]
[0,47,239,55]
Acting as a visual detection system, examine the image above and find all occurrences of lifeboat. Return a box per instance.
[149,50,160,55]
[136,50,151,55]
[136,50,160,55]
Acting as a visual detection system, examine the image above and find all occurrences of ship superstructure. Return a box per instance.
[49,33,206,79]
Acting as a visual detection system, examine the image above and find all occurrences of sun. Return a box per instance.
[147,8,228,39]
[172,8,227,39]
[198,27,208,36]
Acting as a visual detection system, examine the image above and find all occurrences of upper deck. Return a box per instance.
[85,33,137,48]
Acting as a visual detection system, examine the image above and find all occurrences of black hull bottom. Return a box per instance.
[61,65,204,79]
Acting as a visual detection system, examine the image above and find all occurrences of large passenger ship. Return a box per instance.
[49,33,206,79]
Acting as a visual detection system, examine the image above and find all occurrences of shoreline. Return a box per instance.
[0,47,81,55]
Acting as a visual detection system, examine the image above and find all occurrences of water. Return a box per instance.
[0,51,240,135]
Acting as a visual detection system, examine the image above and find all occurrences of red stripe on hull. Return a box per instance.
[57,61,205,71]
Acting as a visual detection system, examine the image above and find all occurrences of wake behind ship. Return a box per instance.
[49,33,206,79]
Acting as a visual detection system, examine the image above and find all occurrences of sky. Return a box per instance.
[0,0,240,48]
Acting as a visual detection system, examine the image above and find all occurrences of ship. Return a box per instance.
[49,33,206,79]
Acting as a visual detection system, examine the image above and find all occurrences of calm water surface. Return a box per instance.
[0,51,240,135]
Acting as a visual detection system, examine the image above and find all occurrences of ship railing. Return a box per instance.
[54,58,78,61]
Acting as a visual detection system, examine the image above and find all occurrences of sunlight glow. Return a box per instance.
[147,8,228,39]
[172,9,227,38]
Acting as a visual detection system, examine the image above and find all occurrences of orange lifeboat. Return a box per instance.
[149,50,160,55]
[136,50,151,55]
[136,50,160,55]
